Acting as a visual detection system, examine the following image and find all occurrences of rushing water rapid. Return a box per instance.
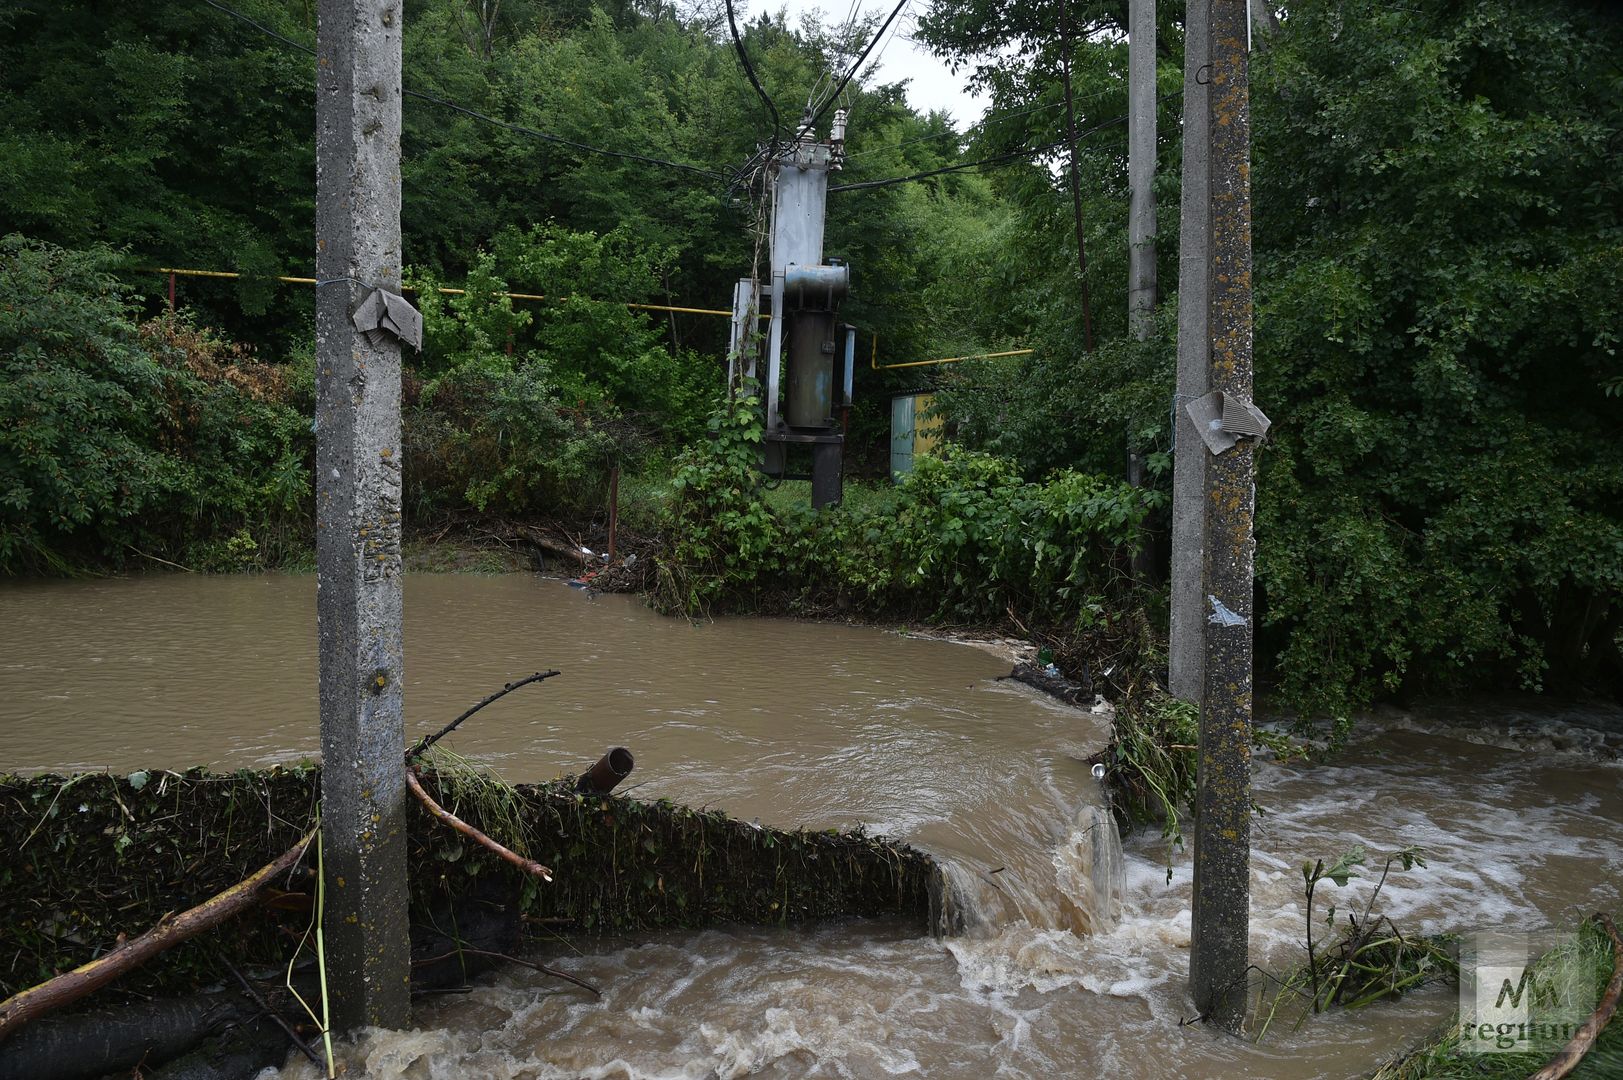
[2,574,1619,1079]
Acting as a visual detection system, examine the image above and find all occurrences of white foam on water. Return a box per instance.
[268,703,1620,1080]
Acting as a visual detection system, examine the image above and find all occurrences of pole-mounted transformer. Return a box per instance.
[729,109,856,509]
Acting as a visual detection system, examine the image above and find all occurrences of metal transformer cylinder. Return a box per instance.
[785,311,836,429]
[783,263,849,309]
[782,263,848,430]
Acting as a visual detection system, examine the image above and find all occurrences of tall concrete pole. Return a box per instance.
[315,0,412,1032]
[1125,0,1158,578]
[1127,0,1157,340]
[1169,0,1211,702]
[1187,0,1254,1033]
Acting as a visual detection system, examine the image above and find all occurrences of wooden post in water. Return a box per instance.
[1188,0,1255,1033]
[314,0,412,1032]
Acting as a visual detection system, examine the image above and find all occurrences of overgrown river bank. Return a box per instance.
[2,573,1619,1078]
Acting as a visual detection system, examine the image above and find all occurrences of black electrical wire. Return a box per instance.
[844,99,1069,161]
[829,111,1132,193]
[806,0,910,131]
[725,0,782,147]
[400,89,725,178]
[198,0,723,180]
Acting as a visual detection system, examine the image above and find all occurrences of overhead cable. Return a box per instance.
[807,0,911,131]
[830,110,1133,192]
[725,0,783,145]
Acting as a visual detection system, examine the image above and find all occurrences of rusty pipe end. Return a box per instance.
[578,747,635,795]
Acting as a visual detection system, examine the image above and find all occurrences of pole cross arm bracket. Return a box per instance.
[352,289,423,351]
[1184,390,1271,455]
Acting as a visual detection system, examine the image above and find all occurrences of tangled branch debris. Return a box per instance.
[0,829,314,1043]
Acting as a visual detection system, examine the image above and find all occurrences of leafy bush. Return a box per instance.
[654,388,1154,627]
[404,362,619,520]
[0,236,310,572]
[1249,0,1623,709]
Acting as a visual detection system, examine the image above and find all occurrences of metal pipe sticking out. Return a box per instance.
[577,747,635,795]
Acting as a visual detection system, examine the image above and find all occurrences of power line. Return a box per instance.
[725,0,782,145]
[808,0,910,130]
[401,89,723,178]
[845,99,1070,161]
[830,110,1133,193]
[198,0,723,180]
[855,2,911,92]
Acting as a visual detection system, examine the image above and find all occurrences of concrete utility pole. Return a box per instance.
[1125,0,1158,576]
[315,0,412,1032]
[1187,0,1256,1033]
[1169,0,1211,702]
[1127,0,1158,340]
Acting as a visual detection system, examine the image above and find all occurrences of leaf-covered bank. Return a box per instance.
[653,389,1155,633]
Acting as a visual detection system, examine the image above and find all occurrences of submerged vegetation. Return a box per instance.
[1256,846,1457,1041]
[1372,916,1622,1080]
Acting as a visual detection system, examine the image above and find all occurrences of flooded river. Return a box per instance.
[2,574,1620,1079]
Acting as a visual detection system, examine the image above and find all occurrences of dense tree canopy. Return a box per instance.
[921,0,1623,704]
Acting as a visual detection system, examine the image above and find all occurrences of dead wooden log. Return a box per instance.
[0,994,259,1080]
[406,671,560,762]
[405,766,552,881]
[0,829,315,1044]
[1530,912,1623,1080]
[526,529,591,569]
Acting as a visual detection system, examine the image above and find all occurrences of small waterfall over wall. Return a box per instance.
[930,802,1125,939]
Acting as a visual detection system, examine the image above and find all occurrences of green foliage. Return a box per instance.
[1372,916,1622,1080]
[406,363,616,519]
[1257,845,1455,1042]
[0,236,310,572]
[489,222,713,440]
[1249,0,1623,709]
[654,388,1153,626]
[921,0,1623,711]
[403,223,718,525]
[654,385,782,612]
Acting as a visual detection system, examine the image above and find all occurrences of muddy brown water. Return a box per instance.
[2,574,1619,1079]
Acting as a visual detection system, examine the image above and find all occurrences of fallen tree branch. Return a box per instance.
[0,829,316,1044]
[405,767,552,882]
[407,670,561,761]
[411,948,599,998]
[1530,912,1623,1080]
[526,529,592,569]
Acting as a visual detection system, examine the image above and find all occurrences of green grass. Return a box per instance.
[1372,917,1621,1079]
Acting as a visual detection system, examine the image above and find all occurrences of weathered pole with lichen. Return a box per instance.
[314,0,412,1032]
[1187,0,1254,1033]
[1169,0,1210,702]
